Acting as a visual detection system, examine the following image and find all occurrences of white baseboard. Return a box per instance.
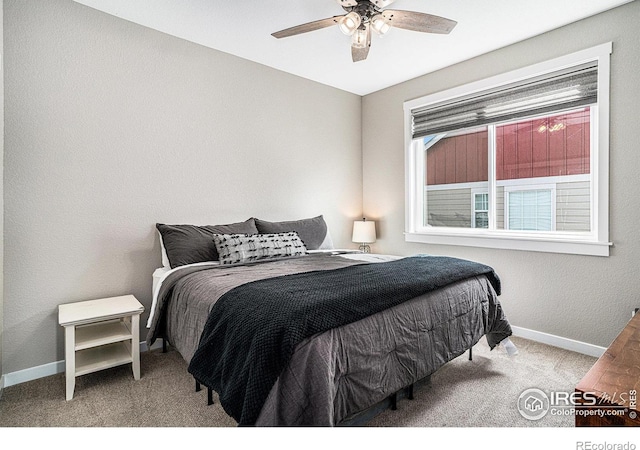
[2,339,164,389]
[1,329,606,389]
[511,326,606,358]
[4,360,65,388]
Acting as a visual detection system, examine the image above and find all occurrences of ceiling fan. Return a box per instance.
[271,0,457,62]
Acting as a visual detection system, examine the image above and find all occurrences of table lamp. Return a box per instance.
[352,218,376,253]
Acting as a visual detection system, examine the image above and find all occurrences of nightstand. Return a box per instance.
[58,294,144,400]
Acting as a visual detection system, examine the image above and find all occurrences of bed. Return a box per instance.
[146,216,513,426]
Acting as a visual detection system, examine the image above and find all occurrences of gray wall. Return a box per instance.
[362,1,640,347]
[3,0,362,374]
[3,0,638,378]
[0,0,4,394]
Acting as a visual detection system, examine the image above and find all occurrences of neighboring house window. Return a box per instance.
[404,43,612,256]
[473,192,489,229]
[505,187,554,231]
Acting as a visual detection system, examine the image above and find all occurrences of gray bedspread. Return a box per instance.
[146,253,512,426]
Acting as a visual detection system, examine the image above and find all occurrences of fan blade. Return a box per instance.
[272,16,343,39]
[381,10,457,34]
[351,24,371,62]
[335,0,358,7]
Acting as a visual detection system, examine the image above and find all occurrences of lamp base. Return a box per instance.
[358,243,371,253]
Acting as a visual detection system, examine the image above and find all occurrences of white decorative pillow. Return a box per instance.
[212,232,308,265]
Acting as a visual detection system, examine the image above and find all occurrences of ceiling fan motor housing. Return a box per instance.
[341,0,383,24]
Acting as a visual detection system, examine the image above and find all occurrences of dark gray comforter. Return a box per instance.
[146,253,512,426]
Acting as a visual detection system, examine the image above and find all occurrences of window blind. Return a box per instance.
[507,190,553,231]
[411,61,598,139]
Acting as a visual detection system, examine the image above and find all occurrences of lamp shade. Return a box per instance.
[371,14,390,35]
[351,26,368,49]
[339,11,361,36]
[352,219,376,244]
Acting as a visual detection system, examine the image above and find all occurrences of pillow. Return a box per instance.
[157,230,171,268]
[253,215,333,250]
[156,218,258,268]
[213,232,308,265]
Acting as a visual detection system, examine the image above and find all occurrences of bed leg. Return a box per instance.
[207,387,214,406]
[390,392,397,411]
[195,380,201,392]
[468,346,473,361]
[162,338,167,353]
[407,384,414,400]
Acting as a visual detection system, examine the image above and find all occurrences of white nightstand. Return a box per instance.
[58,294,144,401]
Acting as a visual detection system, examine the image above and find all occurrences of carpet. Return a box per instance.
[0,336,596,428]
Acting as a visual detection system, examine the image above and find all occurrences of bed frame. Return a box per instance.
[178,342,474,426]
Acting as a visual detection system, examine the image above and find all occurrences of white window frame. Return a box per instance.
[404,43,612,257]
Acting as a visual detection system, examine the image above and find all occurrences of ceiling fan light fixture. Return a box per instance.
[271,2,457,64]
[351,26,368,49]
[370,14,390,35]
[339,11,361,35]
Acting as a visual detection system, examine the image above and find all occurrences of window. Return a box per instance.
[473,192,489,229]
[404,43,612,256]
[505,187,554,231]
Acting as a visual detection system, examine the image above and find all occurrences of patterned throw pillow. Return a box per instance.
[212,232,308,265]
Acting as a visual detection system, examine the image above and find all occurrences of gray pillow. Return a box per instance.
[156,219,258,268]
[253,215,333,250]
[213,232,308,265]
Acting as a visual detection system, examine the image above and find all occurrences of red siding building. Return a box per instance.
[426,108,590,185]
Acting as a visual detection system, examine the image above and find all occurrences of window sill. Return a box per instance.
[404,231,611,257]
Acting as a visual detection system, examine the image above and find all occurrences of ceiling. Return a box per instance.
[73,0,633,96]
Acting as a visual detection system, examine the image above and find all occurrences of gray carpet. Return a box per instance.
[0,336,596,427]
